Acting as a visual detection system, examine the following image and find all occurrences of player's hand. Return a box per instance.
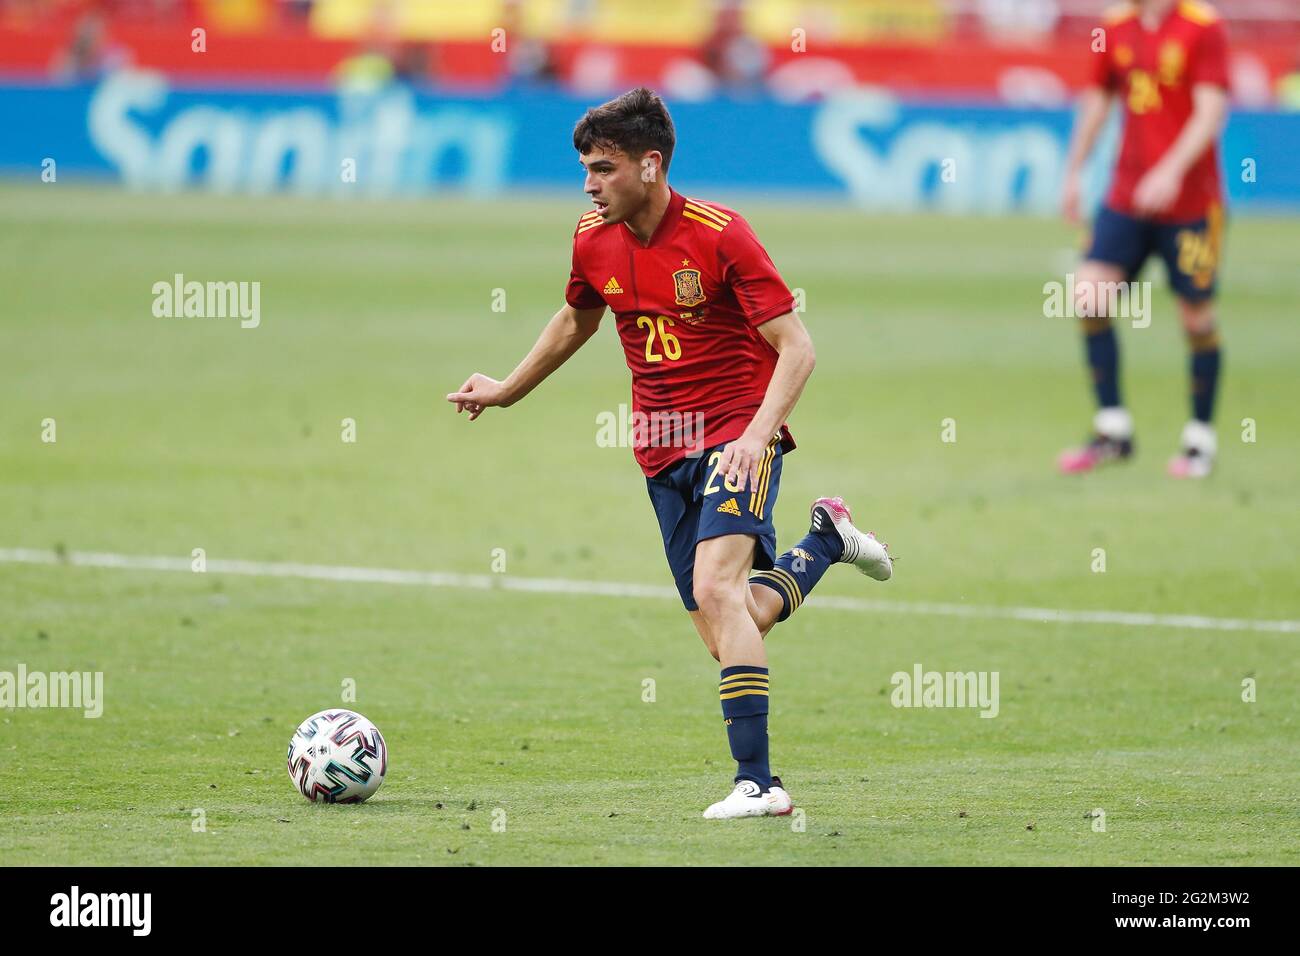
[447,373,509,421]
[1061,171,1082,225]
[717,432,768,494]
[1133,162,1182,216]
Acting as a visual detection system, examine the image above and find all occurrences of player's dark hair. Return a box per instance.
[573,87,676,174]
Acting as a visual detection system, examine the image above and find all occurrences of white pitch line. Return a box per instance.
[1,547,1297,635]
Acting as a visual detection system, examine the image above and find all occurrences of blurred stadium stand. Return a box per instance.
[2,0,1298,104]
[2,2,1298,207]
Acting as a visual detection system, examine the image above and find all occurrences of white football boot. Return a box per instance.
[1167,420,1216,479]
[810,496,893,581]
[702,777,794,819]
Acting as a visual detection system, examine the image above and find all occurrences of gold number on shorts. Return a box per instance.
[703,451,742,496]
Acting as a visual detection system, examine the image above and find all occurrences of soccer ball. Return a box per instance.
[287,709,388,803]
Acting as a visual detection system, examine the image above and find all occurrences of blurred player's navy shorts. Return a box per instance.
[1086,203,1223,302]
[645,437,783,611]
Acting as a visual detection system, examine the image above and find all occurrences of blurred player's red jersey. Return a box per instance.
[566,189,796,476]
[1090,0,1229,221]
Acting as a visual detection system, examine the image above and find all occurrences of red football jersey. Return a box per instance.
[1089,0,1229,222]
[566,189,797,477]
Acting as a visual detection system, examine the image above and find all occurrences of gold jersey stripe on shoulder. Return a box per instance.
[684,200,732,223]
[1178,0,1219,25]
[578,211,601,223]
[577,218,605,234]
[682,210,725,232]
[1102,1,1138,25]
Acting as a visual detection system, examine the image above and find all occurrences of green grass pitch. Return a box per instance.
[1,184,1297,865]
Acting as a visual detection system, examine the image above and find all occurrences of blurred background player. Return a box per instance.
[1059,0,1230,478]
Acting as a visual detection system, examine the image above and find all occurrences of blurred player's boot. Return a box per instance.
[810,496,892,581]
[1167,420,1216,479]
[702,777,794,819]
[1057,407,1134,474]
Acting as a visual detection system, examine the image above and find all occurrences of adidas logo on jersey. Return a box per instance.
[603,276,624,295]
[717,497,742,516]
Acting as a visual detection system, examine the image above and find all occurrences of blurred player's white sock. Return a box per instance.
[1168,420,1216,479]
[1094,406,1134,441]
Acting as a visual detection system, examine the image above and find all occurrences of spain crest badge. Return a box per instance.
[1158,40,1186,87]
[672,268,706,308]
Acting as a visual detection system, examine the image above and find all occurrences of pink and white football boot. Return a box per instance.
[809,496,893,581]
[1058,407,1135,474]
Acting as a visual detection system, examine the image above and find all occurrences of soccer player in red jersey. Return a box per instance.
[447,88,893,819]
[1059,0,1230,478]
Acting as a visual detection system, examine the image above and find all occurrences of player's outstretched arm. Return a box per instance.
[447,303,605,421]
[1062,86,1113,224]
[717,312,816,493]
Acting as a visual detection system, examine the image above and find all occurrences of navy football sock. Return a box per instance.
[751,528,841,622]
[719,665,770,789]
[1083,319,1121,409]
[1189,330,1222,423]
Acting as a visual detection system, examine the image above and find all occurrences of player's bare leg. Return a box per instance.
[1168,297,1221,478]
[691,588,779,663]
[693,534,765,670]
[1059,260,1136,473]
[747,586,782,638]
[695,575,782,658]
[688,610,719,661]
[694,534,792,819]
[692,571,791,819]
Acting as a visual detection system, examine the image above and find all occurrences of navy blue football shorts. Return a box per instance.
[1085,203,1224,303]
[645,437,783,611]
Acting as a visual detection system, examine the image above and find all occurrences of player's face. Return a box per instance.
[580,147,652,224]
